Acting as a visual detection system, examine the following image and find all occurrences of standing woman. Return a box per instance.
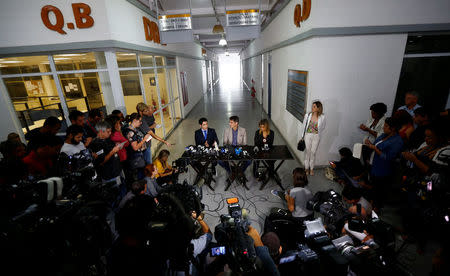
[122,113,152,182]
[300,101,326,175]
[106,115,129,167]
[253,119,275,179]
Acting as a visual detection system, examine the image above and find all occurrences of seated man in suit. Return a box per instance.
[220,116,251,175]
[193,117,219,174]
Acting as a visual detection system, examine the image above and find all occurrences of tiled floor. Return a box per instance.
[162,80,436,276]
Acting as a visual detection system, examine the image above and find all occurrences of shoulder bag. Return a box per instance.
[297,113,310,151]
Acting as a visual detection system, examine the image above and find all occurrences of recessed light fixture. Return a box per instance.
[57,54,85,57]
[0,60,24,63]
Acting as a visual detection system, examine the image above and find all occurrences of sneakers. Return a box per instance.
[271,189,280,197]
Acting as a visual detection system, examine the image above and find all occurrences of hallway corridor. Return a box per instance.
[163,78,341,233]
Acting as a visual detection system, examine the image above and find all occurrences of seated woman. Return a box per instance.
[143,164,161,197]
[271,167,314,221]
[253,119,275,180]
[402,123,448,175]
[154,149,178,185]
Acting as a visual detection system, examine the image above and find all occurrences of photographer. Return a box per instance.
[329,147,364,187]
[88,121,122,185]
[342,186,373,220]
[60,125,85,156]
[247,226,281,276]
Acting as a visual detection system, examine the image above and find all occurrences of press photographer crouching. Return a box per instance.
[112,181,206,275]
[210,197,280,276]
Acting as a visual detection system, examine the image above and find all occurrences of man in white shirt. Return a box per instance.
[60,125,86,156]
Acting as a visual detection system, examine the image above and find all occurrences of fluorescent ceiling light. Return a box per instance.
[57,54,85,57]
[0,60,24,63]
[54,58,71,60]
[219,38,227,46]
[118,53,135,56]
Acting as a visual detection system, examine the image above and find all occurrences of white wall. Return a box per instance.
[177,57,206,117]
[0,0,111,47]
[243,0,450,58]
[267,34,407,165]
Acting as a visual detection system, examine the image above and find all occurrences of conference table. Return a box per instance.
[181,145,294,191]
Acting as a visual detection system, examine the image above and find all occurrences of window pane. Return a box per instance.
[119,70,143,114]
[3,75,64,135]
[166,57,176,66]
[165,103,175,134]
[139,54,154,67]
[58,72,106,113]
[174,98,182,123]
[116,52,138,68]
[0,56,50,75]
[157,68,170,109]
[169,68,179,100]
[142,69,159,110]
[151,111,163,157]
[155,56,165,66]
[53,52,106,71]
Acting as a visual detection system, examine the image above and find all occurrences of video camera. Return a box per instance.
[307,189,351,236]
[172,157,190,174]
[214,197,260,274]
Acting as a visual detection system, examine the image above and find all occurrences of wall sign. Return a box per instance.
[158,14,192,31]
[226,9,260,26]
[293,0,311,28]
[286,70,308,122]
[143,16,161,44]
[41,3,94,34]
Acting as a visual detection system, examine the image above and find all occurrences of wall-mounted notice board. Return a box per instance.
[286,69,307,122]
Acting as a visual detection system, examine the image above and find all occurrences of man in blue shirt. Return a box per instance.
[194,117,219,175]
[397,91,421,118]
[194,117,219,147]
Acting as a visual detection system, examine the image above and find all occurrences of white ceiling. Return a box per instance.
[137,0,281,54]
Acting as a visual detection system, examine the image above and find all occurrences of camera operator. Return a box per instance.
[23,134,63,179]
[247,226,281,276]
[60,125,86,156]
[342,186,373,220]
[88,121,122,187]
[189,211,213,275]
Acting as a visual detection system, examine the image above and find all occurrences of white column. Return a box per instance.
[104,51,126,115]
[0,78,26,142]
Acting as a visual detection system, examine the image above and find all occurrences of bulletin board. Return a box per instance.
[286,70,307,122]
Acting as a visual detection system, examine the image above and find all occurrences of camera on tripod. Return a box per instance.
[214,197,259,274]
[172,157,190,174]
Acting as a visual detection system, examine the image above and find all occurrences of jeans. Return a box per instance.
[143,145,152,164]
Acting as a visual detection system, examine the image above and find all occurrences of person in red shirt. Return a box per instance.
[106,114,130,164]
[23,134,62,179]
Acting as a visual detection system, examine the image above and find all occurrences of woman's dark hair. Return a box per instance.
[384,117,399,132]
[370,103,387,117]
[105,115,121,133]
[425,122,448,145]
[157,149,170,160]
[393,110,413,126]
[125,112,142,124]
[292,167,308,187]
[339,147,353,159]
[229,116,239,123]
[342,186,362,201]
[65,125,85,138]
